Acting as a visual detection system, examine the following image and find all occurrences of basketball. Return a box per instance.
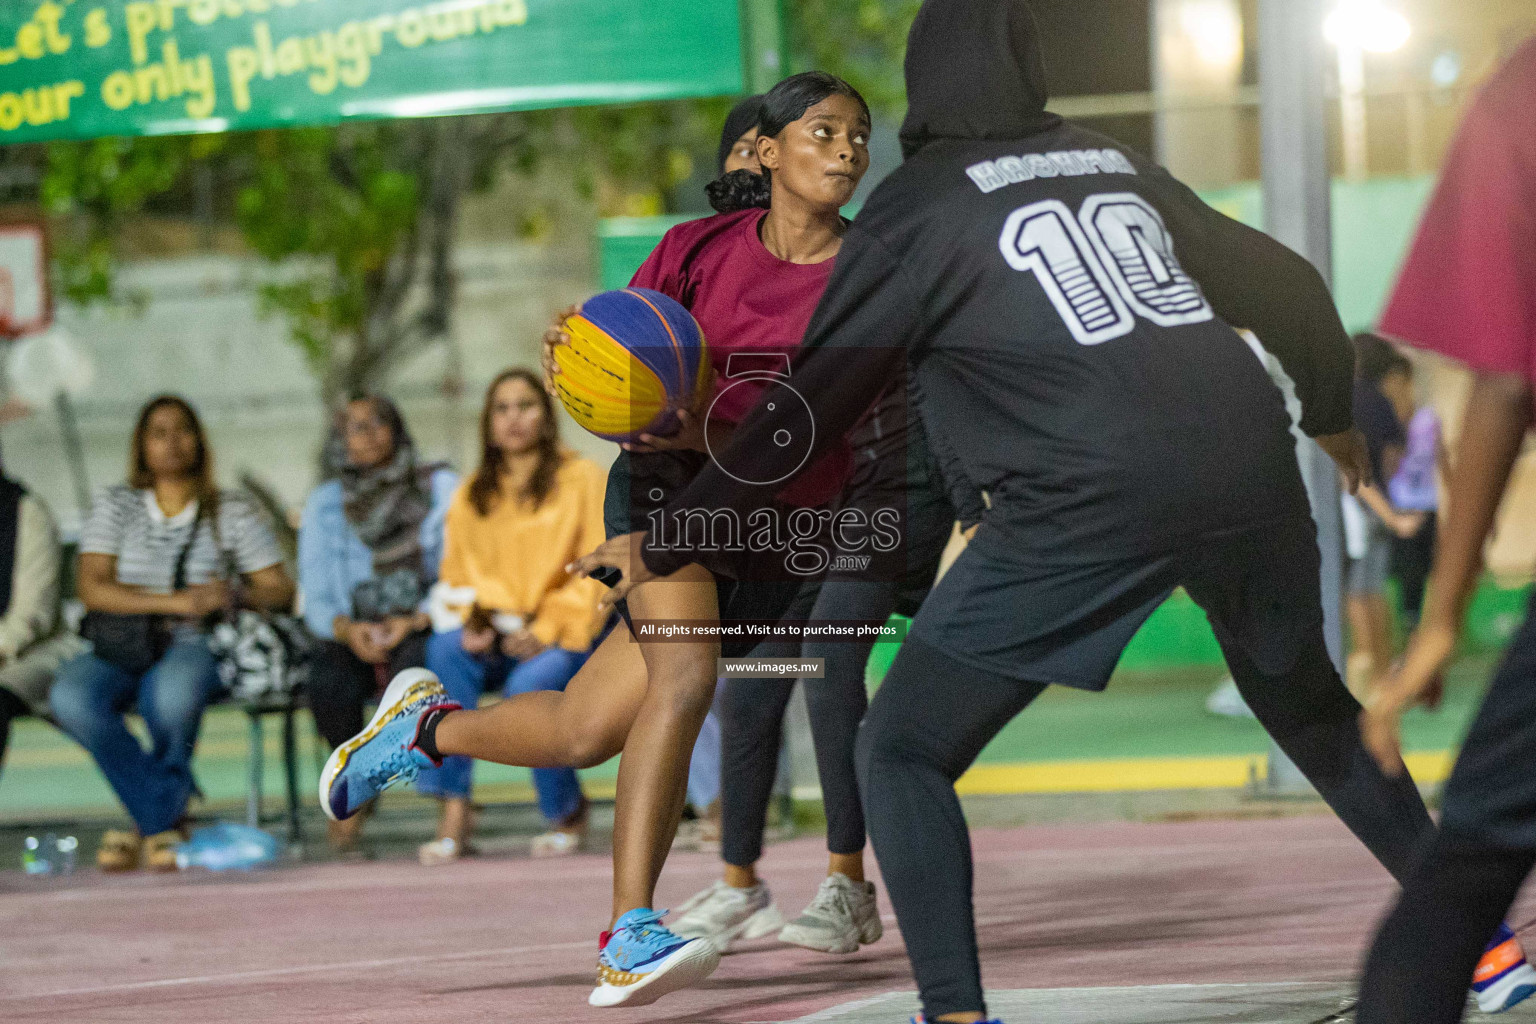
[554,288,712,444]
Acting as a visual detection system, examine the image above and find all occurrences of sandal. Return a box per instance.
[142,830,185,872]
[96,829,141,872]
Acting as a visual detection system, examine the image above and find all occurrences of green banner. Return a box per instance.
[0,0,745,143]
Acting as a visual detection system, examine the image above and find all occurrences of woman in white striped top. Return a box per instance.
[49,396,293,872]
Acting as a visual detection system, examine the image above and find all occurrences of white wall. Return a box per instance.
[0,241,618,535]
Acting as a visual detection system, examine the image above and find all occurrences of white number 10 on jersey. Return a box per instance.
[999,193,1213,345]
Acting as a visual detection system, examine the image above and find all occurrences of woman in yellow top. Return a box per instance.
[417,368,610,864]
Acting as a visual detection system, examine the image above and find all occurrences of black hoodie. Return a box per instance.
[897,0,1060,157]
[643,0,1355,576]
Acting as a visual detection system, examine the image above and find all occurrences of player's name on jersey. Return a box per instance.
[966,148,1138,194]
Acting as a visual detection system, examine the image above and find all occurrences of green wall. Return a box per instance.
[862,578,1527,682]
[597,215,695,291]
[1197,176,1436,331]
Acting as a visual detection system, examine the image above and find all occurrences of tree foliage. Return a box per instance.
[25,103,713,404]
[790,0,919,114]
[40,134,215,308]
[12,1,917,405]
[234,118,477,403]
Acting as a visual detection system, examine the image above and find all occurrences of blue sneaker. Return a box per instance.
[588,908,720,1007]
[1475,923,1536,1013]
[318,669,458,822]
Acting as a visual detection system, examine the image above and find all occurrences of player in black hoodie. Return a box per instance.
[571,1,1524,1020]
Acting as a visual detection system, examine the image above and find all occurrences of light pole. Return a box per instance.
[1253,0,1412,795]
[1325,1,1413,181]
[1258,0,1336,795]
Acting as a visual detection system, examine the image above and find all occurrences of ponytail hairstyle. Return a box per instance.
[705,71,871,215]
[706,168,771,214]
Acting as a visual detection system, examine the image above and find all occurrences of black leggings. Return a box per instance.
[1390,511,1436,628]
[308,632,430,749]
[1358,835,1533,1024]
[857,636,1434,1020]
[1358,594,1536,1024]
[720,579,897,867]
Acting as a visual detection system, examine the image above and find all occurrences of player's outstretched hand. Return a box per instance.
[1361,618,1458,777]
[569,531,658,609]
[1316,428,1374,494]
[542,305,580,399]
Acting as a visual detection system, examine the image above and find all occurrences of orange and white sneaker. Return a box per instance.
[1475,924,1536,1014]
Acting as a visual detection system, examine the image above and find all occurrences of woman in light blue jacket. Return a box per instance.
[298,393,456,852]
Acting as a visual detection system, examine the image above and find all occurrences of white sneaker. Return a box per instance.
[1205,676,1255,719]
[671,819,703,851]
[530,829,582,858]
[777,873,882,954]
[418,836,469,866]
[668,880,784,953]
[670,818,720,853]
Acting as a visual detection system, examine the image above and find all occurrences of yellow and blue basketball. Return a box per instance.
[554,288,712,444]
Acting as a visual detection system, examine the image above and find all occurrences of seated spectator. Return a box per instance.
[50,396,293,872]
[419,369,608,864]
[0,445,85,775]
[299,393,456,854]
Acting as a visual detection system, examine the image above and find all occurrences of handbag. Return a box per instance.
[81,500,206,676]
[209,609,313,702]
[350,568,425,623]
[202,507,313,702]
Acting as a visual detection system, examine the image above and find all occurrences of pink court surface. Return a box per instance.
[3,814,1534,1024]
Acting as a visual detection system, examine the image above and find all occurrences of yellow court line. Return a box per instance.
[2,739,1457,800]
[956,750,1456,795]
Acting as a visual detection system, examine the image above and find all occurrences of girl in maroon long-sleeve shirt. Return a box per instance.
[322,72,874,1010]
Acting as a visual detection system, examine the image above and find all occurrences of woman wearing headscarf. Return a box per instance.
[298,393,457,853]
[715,95,765,183]
[582,2,1519,1018]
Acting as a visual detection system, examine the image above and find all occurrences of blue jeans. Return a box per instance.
[419,629,588,823]
[49,639,223,836]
